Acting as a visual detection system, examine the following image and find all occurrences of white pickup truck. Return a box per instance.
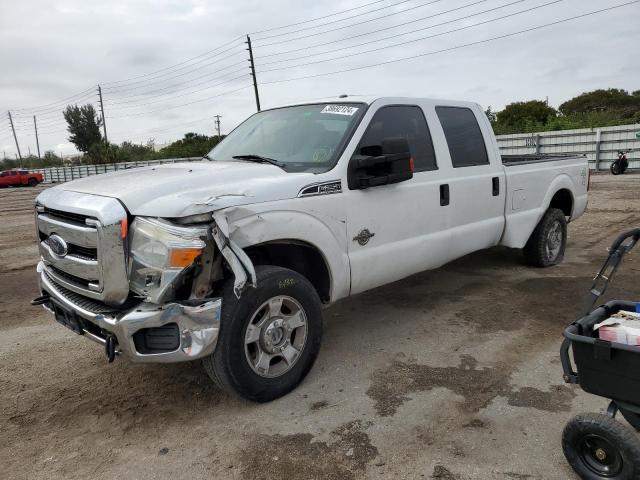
[33,96,588,401]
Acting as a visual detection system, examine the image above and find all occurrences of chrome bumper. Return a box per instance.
[37,262,222,363]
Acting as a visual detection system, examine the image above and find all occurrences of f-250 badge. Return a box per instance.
[353,229,375,246]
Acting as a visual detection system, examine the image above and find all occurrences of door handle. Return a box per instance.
[492,177,500,196]
[440,184,450,206]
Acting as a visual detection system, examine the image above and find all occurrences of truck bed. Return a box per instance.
[502,153,584,166]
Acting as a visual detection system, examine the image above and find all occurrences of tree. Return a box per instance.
[494,100,557,134]
[156,132,223,159]
[42,150,64,167]
[559,89,640,118]
[63,104,103,153]
[484,106,496,125]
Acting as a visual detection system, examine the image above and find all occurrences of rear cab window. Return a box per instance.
[436,106,489,168]
[357,105,437,172]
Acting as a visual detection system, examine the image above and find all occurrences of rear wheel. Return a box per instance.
[562,413,640,479]
[202,265,323,402]
[611,161,621,175]
[523,208,567,267]
[28,178,37,187]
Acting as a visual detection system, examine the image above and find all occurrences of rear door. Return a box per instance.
[433,105,505,256]
[345,103,451,295]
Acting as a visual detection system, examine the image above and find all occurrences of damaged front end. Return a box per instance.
[35,204,255,363]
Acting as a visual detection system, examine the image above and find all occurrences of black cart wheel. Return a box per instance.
[620,408,640,432]
[202,265,323,402]
[562,413,640,479]
[523,207,567,267]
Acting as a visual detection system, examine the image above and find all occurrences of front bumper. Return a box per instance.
[37,262,222,363]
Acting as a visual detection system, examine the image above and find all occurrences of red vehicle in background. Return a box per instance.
[0,170,43,187]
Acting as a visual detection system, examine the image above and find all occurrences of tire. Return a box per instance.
[523,208,567,267]
[620,408,640,432]
[28,178,37,187]
[562,413,640,479]
[202,265,323,402]
[611,161,621,175]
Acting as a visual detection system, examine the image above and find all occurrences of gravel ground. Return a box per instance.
[1,175,639,480]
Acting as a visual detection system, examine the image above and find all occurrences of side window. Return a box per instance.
[357,105,437,172]
[436,106,489,168]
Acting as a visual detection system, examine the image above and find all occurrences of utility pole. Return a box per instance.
[7,111,22,161]
[33,115,41,158]
[97,85,108,144]
[246,35,261,112]
[214,115,222,137]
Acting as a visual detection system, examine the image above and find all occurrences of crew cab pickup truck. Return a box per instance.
[1,170,43,187]
[32,97,588,401]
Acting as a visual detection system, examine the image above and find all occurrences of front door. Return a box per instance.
[345,103,451,295]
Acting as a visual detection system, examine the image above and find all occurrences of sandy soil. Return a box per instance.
[1,175,639,480]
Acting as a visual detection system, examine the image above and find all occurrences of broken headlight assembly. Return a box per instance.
[128,217,208,303]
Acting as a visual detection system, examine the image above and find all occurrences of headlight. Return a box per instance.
[129,217,208,302]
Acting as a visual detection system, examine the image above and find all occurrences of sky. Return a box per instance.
[0,0,639,158]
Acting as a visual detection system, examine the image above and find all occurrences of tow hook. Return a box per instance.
[30,295,50,306]
[105,335,117,363]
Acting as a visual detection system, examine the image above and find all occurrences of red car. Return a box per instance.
[0,170,43,187]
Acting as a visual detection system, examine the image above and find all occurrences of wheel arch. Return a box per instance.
[216,209,350,303]
[245,240,332,303]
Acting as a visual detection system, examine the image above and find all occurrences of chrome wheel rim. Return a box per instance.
[244,295,308,378]
[545,220,563,260]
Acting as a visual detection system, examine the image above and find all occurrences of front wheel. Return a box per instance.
[203,265,323,402]
[28,178,38,187]
[562,413,640,479]
[523,208,567,267]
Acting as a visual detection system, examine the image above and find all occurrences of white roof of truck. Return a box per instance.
[270,95,480,110]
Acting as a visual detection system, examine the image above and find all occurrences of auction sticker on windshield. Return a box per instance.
[321,105,359,116]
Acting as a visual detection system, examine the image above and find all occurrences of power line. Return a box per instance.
[102,36,246,86]
[257,0,522,67]
[10,87,96,113]
[102,45,246,93]
[103,59,246,98]
[254,0,448,48]
[260,1,639,85]
[105,73,249,112]
[249,0,389,35]
[258,0,562,73]
[252,0,416,41]
[256,0,494,59]
[104,66,248,106]
[10,90,96,116]
[106,84,253,119]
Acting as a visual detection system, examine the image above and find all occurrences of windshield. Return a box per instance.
[207,103,365,173]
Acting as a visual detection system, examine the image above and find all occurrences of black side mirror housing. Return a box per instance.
[348,137,413,190]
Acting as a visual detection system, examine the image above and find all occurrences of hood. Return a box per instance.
[55,161,316,217]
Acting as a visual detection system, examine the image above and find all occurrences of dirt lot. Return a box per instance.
[1,175,639,480]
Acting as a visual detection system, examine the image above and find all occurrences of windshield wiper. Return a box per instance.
[232,154,286,169]
[202,154,213,161]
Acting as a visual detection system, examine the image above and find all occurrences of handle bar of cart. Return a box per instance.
[560,228,640,384]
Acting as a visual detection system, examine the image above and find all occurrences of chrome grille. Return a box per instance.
[44,271,118,314]
[35,189,130,306]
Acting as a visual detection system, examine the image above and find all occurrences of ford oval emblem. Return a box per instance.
[47,234,68,257]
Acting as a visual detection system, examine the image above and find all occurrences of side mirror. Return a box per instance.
[348,137,413,190]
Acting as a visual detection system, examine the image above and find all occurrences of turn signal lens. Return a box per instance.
[120,219,128,239]
[169,248,203,267]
